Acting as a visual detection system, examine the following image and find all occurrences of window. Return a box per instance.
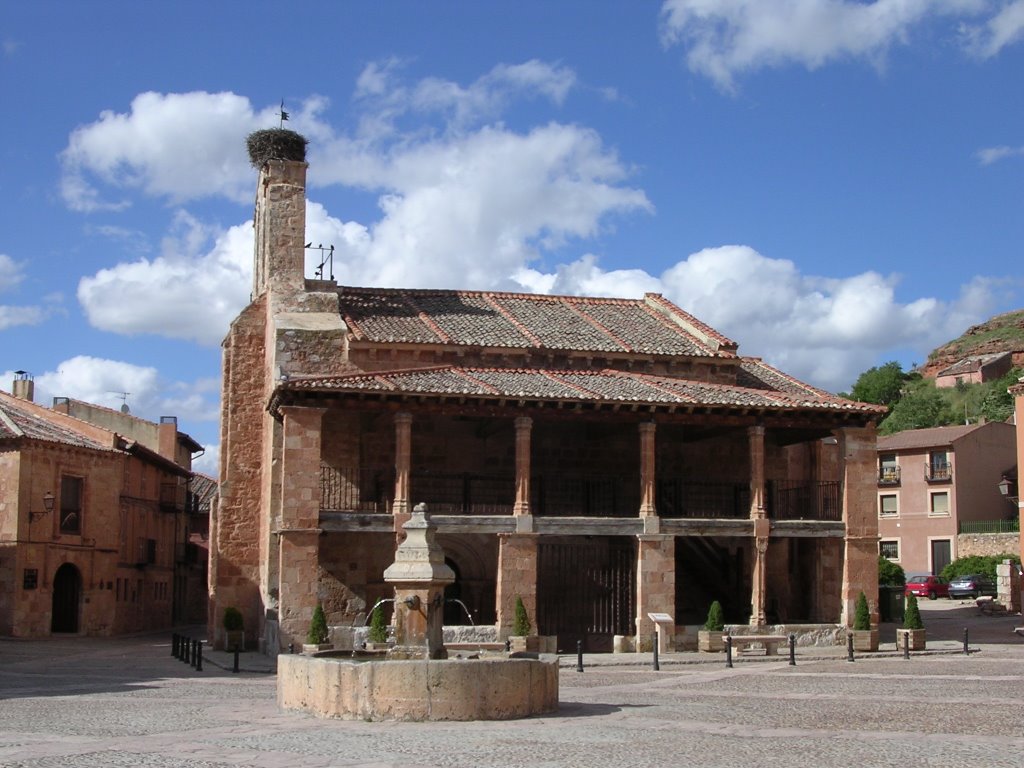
[878,454,899,484]
[928,450,951,481]
[930,491,950,516]
[879,494,898,517]
[879,540,899,560]
[59,475,83,534]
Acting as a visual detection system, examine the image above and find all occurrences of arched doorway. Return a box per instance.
[51,563,82,633]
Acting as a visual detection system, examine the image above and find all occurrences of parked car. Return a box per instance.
[905,575,950,600]
[948,574,995,599]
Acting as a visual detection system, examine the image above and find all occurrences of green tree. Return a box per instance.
[940,553,1020,582]
[878,554,905,587]
[903,594,924,630]
[853,591,871,631]
[512,596,531,636]
[703,600,725,632]
[880,380,953,434]
[847,361,907,406]
[979,366,1021,423]
[306,602,329,645]
[368,603,388,644]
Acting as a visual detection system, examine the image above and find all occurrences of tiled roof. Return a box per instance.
[936,352,1011,378]
[0,393,114,450]
[190,472,218,514]
[282,364,883,415]
[877,424,986,452]
[338,287,735,358]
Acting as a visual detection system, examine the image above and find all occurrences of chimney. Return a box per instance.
[12,371,34,402]
[247,130,309,297]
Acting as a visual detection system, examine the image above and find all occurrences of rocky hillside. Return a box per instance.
[920,309,1024,378]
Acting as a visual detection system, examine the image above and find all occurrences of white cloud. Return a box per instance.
[659,0,988,91]
[77,211,253,345]
[962,0,1024,57]
[977,144,1024,164]
[541,245,996,393]
[0,254,47,330]
[59,91,296,212]
[0,254,24,291]
[3,358,218,436]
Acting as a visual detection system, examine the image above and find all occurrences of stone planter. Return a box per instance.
[302,642,333,655]
[852,629,879,652]
[365,641,390,652]
[509,635,542,653]
[896,628,926,651]
[698,630,725,652]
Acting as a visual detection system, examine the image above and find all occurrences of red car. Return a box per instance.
[905,575,950,600]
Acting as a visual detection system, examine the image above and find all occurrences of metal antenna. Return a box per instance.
[278,99,290,129]
[306,243,335,281]
[108,391,131,413]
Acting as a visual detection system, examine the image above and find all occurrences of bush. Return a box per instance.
[903,594,924,630]
[878,554,906,587]
[512,596,531,636]
[306,603,329,645]
[703,600,725,632]
[940,554,1020,583]
[222,606,243,632]
[368,603,388,644]
[854,591,871,631]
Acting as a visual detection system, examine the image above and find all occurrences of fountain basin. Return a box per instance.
[278,654,558,721]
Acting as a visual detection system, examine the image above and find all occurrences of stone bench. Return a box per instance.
[727,634,790,656]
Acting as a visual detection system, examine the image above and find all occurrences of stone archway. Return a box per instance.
[51,562,82,633]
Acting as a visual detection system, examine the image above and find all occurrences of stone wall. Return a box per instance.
[956,532,1020,559]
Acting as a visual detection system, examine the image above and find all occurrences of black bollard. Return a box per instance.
[179,637,187,663]
[652,632,659,671]
[233,648,240,674]
[846,632,854,662]
[576,640,584,673]
[963,627,969,655]
[288,643,295,655]
[725,634,733,668]
[788,633,796,666]
[196,641,202,672]
[189,639,196,668]
[172,633,178,657]
[902,631,910,660]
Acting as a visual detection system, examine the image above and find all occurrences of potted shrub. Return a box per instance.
[366,603,389,650]
[698,600,726,652]
[509,596,540,653]
[851,591,879,652]
[223,606,244,652]
[302,602,332,654]
[897,593,926,651]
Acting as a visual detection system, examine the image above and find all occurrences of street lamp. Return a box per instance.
[30,491,54,521]
[997,476,1018,503]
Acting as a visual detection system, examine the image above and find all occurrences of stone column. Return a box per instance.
[513,416,532,517]
[838,425,879,627]
[496,533,539,639]
[748,425,769,626]
[276,405,326,651]
[392,412,412,519]
[635,534,675,652]
[1012,380,1024,608]
[639,422,657,518]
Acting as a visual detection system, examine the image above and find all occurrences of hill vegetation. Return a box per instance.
[920,309,1024,378]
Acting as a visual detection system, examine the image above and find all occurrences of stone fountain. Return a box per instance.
[278,504,559,721]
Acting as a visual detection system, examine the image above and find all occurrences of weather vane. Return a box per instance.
[278,99,290,129]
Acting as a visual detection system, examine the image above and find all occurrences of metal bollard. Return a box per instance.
[725,634,733,668]
[902,631,910,660]
[652,632,659,671]
[191,639,198,668]
[172,633,178,657]
[179,637,187,663]
[233,648,240,674]
[196,641,202,672]
[963,627,969,655]
[788,633,796,666]
[846,632,854,662]
[288,643,295,655]
[576,640,584,673]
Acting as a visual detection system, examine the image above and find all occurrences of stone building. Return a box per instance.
[0,376,203,636]
[211,135,885,654]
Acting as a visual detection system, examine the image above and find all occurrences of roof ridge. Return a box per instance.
[538,369,601,399]
[637,302,716,356]
[451,368,502,395]
[399,290,452,344]
[564,303,633,353]
[644,293,738,353]
[483,294,544,348]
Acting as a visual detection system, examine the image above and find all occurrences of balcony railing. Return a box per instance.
[877,466,901,486]
[768,481,842,522]
[319,466,843,522]
[958,519,1020,534]
[925,462,952,483]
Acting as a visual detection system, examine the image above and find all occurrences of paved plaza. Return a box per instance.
[2,601,1023,767]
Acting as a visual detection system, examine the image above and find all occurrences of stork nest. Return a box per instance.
[246,128,308,167]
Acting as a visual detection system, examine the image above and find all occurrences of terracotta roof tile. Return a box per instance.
[0,394,114,450]
[338,287,730,358]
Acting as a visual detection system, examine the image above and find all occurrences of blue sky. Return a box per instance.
[2,0,1022,474]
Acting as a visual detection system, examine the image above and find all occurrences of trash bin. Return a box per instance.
[878,585,905,623]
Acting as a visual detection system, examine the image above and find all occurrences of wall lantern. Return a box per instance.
[30,491,55,521]
[997,476,1018,503]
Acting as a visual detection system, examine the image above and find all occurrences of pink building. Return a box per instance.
[934,352,1012,389]
[876,422,1016,576]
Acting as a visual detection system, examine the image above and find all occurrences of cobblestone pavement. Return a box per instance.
[2,607,1023,768]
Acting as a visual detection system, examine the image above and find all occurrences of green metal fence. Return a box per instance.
[958,519,1020,534]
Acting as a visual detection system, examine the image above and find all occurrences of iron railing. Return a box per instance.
[958,519,1020,534]
[877,466,901,486]
[320,464,393,513]
[925,462,952,483]
[768,481,842,521]
[531,474,640,518]
[657,479,750,519]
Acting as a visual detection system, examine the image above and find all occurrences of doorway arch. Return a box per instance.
[51,563,82,633]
